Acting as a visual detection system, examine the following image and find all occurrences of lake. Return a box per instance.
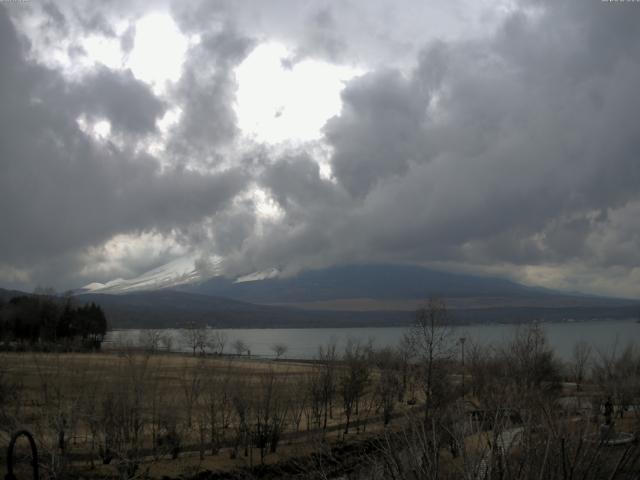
[104,318,640,361]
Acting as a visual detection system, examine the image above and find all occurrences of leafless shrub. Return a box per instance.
[139,329,162,353]
[271,342,288,359]
[317,340,338,431]
[339,339,371,434]
[201,359,234,455]
[592,342,640,420]
[208,330,228,355]
[371,347,401,426]
[570,340,592,392]
[232,339,249,356]
[180,322,210,356]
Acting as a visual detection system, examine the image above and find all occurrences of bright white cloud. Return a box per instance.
[252,187,285,222]
[126,13,191,92]
[234,43,362,144]
[78,231,188,281]
[76,114,112,141]
[83,34,123,70]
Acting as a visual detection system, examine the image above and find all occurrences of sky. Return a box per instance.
[1,0,640,297]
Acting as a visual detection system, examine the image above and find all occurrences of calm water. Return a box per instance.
[104,318,640,361]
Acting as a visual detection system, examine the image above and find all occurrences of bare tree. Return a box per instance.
[339,339,371,434]
[570,340,592,392]
[230,377,252,460]
[271,342,288,359]
[156,397,183,460]
[372,347,401,426]
[31,353,85,479]
[502,323,561,400]
[317,340,338,431]
[289,374,309,432]
[208,330,228,355]
[592,342,639,420]
[202,360,233,454]
[96,352,151,479]
[305,369,324,430]
[251,367,290,463]
[406,297,454,421]
[396,336,414,403]
[160,332,173,352]
[232,339,249,356]
[139,329,162,353]
[178,358,205,428]
[368,335,640,480]
[180,322,209,356]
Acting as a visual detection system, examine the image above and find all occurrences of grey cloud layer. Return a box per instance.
[0,6,247,285]
[74,67,167,135]
[166,28,254,166]
[2,1,640,296]
[221,1,640,296]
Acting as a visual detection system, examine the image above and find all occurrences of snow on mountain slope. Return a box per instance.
[235,268,280,283]
[81,255,222,294]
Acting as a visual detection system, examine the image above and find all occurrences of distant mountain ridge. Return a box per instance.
[3,264,639,329]
[1,285,638,329]
[182,264,576,304]
[82,259,560,300]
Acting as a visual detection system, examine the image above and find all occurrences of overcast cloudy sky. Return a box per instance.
[1,0,640,297]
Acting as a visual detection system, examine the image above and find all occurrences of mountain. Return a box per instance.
[80,255,221,294]
[83,259,560,301]
[0,287,28,302]
[182,264,613,306]
[70,261,640,327]
[3,280,639,329]
[3,262,635,329]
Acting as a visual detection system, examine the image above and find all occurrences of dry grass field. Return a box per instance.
[3,323,640,480]
[0,350,410,479]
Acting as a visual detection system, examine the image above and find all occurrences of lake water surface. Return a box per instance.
[104,318,640,361]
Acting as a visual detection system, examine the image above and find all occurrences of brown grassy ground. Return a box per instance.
[0,351,406,479]
[3,351,633,479]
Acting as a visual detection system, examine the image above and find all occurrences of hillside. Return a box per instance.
[183,264,552,303]
[4,263,640,329]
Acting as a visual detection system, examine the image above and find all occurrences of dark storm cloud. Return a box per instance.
[324,69,429,197]
[261,155,346,217]
[0,7,247,279]
[217,0,640,295]
[166,28,254,165]
[74,67,167,135]
[3,0,640,296]
[222,154,353,277]
[322,0,640,260]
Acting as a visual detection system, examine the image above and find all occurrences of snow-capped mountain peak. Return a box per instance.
[81,255,222,294]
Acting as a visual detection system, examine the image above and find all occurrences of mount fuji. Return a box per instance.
[71,257,640,328]
[80,255,222,295]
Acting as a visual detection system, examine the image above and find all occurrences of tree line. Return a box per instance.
[0,290,107,349]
